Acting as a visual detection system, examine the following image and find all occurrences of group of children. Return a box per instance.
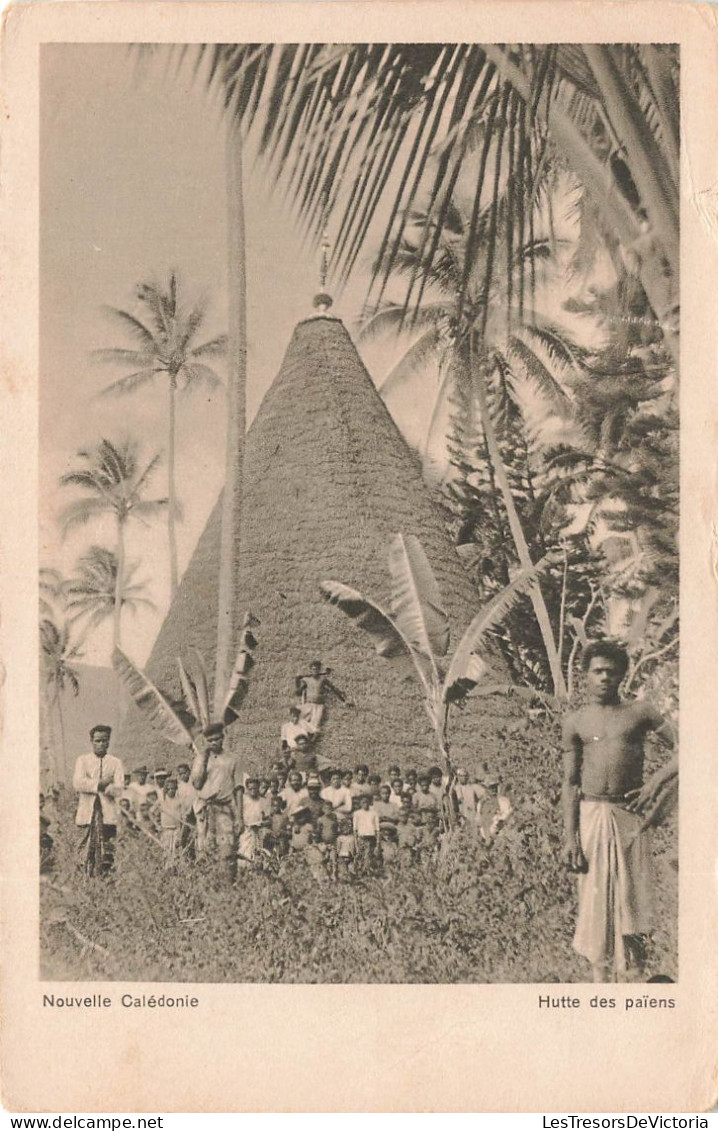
[48,659,511,882]
[237,760,512,879]
[107,745,512,880]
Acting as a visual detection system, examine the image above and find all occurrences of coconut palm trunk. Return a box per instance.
[167,373,179,597]
[54,692,68,786]
[113,518,126,651]
[471,348,567,699]
[40,692,58,787]
[214,117,247,719]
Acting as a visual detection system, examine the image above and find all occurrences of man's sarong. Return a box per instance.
[300,702,324,733]
[573,800,653,973]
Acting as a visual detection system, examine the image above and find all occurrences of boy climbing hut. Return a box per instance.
[294,659,348,734]
[561,640,677,983]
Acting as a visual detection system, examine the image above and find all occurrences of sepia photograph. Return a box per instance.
[37,39,682,988]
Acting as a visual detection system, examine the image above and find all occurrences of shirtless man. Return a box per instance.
[294,659,347,733]
[191,724,242,880]
[562,640,676,982]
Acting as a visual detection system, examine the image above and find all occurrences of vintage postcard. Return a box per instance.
[1,0,716,1113]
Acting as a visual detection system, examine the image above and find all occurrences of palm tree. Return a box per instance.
[39,566,66,619]
[65,545,155,646]
[94,274,226,596]
[214,118,248,721]
[58,439,168,650]
[190,43,678,367]
[40,616,82,785]
[360,198,575,697]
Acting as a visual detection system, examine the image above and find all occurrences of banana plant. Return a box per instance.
[320,533,554,771]
[112,611,259,761]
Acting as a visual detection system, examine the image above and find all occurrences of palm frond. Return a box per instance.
[58,497,113,536]
[97,369,162,397]
[101,306,159,350]
[190,334,228,360]
[378,328,441,398]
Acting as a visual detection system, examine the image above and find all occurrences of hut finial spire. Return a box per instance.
[312,213,334,314]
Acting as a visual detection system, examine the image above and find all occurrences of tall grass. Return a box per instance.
[41,717,677,983]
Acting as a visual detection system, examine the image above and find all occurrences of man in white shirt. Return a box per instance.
[123,765,152,813]
[352,793,380,871]
[72,725,125,876]
[320,771,353,815]
[280,707,309,753]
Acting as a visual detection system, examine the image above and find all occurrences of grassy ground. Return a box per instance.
[41,716,677,984]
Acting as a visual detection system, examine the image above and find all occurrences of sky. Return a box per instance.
[40,43,598,669]
[40,44,434,666]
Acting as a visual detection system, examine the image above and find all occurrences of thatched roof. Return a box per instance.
[117,315,518,772]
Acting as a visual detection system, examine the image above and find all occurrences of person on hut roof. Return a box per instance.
[280,705,309,753]
[294,659,347,734]
[293,732,317,775]
[73,725,125,877]
[562,639,676,983]
[191,723,242,880]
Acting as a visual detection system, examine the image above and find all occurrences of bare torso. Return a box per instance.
[564,699,663,797]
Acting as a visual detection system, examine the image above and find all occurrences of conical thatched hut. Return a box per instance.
[118,314,518,772]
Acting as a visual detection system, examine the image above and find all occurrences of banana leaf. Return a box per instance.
[319,580,408,658]
[387,533,450,660]
[185,649,211,729]
[319,579,437,697]
[177,657,201,724]
[442,556,554,705]
[113,648,198,749]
